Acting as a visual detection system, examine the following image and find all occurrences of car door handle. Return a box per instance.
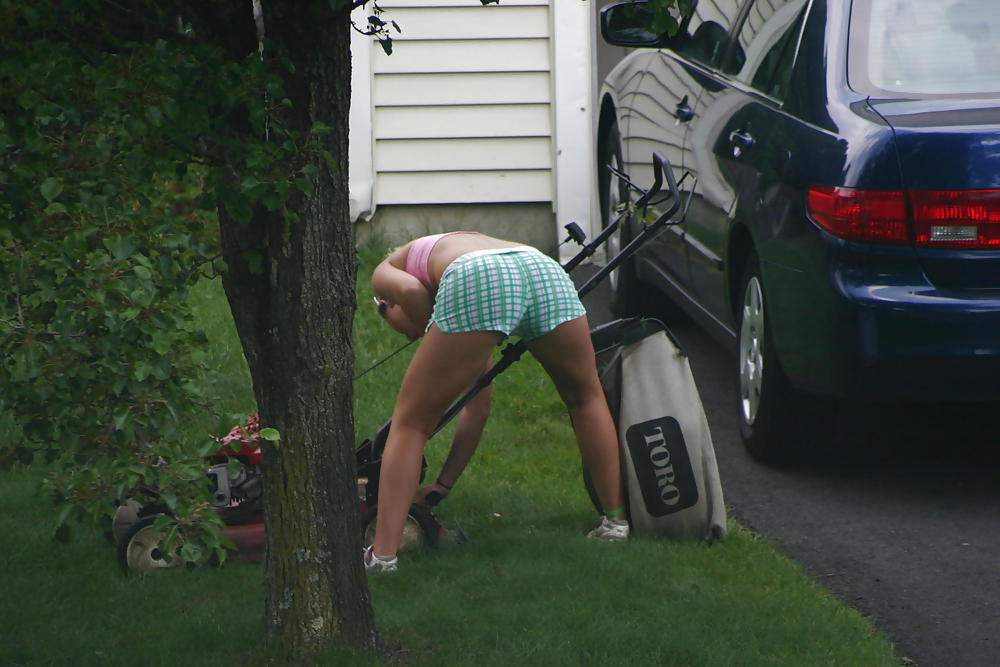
[729,129,755,156]
[674,96,694,123]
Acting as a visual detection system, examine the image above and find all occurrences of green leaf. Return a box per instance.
[162,97,178,120]
[161,492,178,512]
[240,176,261,193]
[150,330,172,355]
[295,176,314,197]
[40,177,63,202]
[223,193,252,225]
[113,408,131,431]
[199,440,221,457]
[133,362,151,381]
[259,427,280,442]
[146,105,163,127]
[310,121,331,137]
[54,502,74,531]
[181,541,203,563]
[108,236,137,260]
[320,149,337,172]
[95,133,112,158]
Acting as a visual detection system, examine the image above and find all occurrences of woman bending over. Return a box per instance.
[367,231,628,572]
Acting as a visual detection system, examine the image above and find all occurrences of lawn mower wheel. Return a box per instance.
[117,514,183,573]
[362,503,440,552]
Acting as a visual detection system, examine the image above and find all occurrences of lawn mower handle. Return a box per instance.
[576,152,683,300]
[561,151,672,275]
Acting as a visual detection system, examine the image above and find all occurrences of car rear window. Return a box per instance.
[849,0,1000,98]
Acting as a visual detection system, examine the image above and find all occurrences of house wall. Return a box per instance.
[350,0,595,256]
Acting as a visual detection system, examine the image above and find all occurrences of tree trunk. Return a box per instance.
[219,2,378,660]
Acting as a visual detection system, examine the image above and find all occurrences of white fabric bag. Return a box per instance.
[595,319,727,541]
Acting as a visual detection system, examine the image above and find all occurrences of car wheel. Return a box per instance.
[362,503,440,552]
[737,254,832,463]
[599,122,646,317]
[117,514,183,573]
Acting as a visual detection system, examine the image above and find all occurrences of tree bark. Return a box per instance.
[218,1,379,660]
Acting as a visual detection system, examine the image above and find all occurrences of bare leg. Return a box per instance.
[373,325,502,557]
[526,316,625,516]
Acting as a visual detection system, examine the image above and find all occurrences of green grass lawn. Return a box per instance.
[0,242,902,666]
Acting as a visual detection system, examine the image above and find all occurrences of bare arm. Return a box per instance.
[372,245,434,334]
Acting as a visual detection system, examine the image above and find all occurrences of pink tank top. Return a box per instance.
[405,232,475,293]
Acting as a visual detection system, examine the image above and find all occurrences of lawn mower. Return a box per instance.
[114,152,686,572]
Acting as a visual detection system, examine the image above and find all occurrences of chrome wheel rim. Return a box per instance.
[739,276,765,426]
[605,152,623,292]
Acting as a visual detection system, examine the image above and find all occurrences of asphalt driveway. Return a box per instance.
[577,265,1000,667]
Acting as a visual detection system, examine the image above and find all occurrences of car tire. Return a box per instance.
[599,122,647,317]
[737,253,832,463]
[362,503,440,552]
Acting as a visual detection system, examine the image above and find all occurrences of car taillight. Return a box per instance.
[910,189,1000,249]
[807,186,1000,249]
[807,186,909,245]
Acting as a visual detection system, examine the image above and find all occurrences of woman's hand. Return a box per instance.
[378,300,425,341]
[415,481,451,506]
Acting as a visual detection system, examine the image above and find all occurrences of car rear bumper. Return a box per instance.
[836,275,1000,399]
[775,249,1000,400]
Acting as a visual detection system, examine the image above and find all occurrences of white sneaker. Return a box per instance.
[363,545,398,572]
[587,516,630,541]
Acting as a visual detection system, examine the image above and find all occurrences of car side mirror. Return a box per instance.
[600,1,665,48]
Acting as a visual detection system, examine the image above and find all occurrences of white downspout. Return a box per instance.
[349,13,375,223]
[551,0,596,263]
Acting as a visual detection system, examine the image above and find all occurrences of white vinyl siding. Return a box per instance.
[373,72,551,106]
[377,170,552,204]
[376,137,551,171]
[375,105,550,139]
[375,5,549,40]
[373,1,553,205]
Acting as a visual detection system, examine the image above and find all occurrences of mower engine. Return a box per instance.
[205,418,264,525]
[206,445,262,511]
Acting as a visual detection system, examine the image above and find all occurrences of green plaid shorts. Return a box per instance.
[432,248,586,340]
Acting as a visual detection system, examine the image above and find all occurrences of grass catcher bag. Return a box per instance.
[590,318,726,541]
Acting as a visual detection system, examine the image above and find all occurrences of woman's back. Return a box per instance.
[397,232,527,293]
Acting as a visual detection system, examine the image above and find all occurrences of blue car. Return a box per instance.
[597,0,1000,461]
